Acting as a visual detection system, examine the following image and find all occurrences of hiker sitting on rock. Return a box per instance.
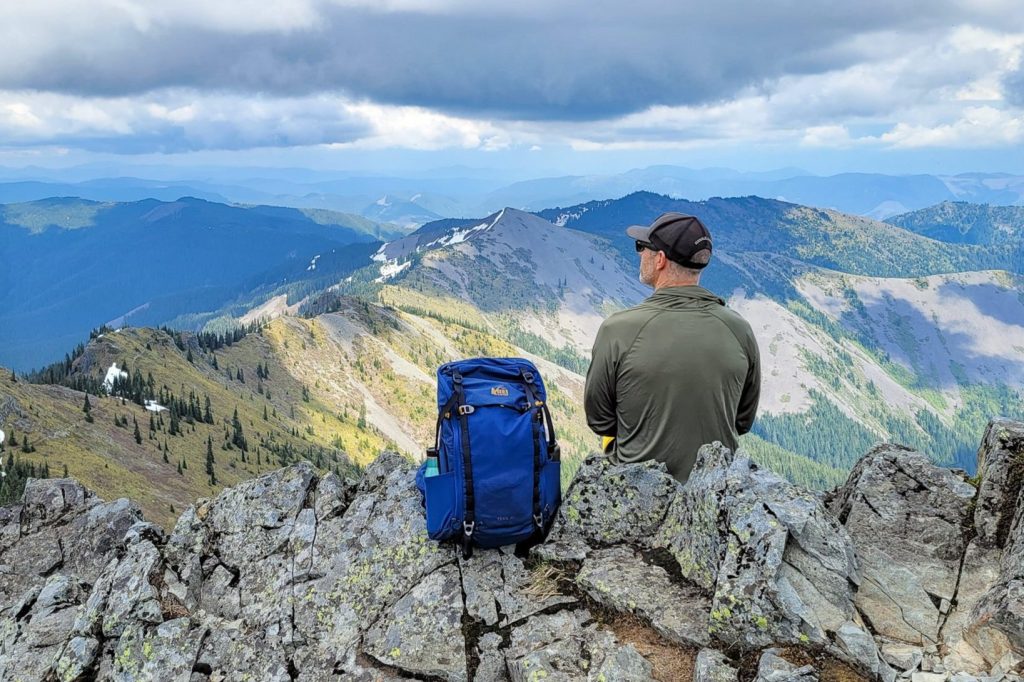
[584,212,761,482]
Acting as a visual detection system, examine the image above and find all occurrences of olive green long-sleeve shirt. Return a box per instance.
[584,285,760,482]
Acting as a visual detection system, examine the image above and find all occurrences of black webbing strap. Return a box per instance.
[520,369,544,531]
[452,370,475,559]
[540,401,558,457]
[434,393,459,451]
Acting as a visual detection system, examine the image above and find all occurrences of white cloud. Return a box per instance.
[339,101,504,150]
[801,125,856,148]
[879,106,1024,148]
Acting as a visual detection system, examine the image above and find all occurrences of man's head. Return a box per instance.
[626,212,713,288]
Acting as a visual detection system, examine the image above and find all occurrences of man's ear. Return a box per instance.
[656,251,669,270]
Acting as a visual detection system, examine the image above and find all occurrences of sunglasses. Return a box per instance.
[635,240,656,253]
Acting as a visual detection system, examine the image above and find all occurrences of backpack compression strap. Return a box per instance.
[452,370,476,559]
[520,367,562,537]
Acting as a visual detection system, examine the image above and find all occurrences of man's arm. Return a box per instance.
[584,323,619,437]
[735,335,761,435]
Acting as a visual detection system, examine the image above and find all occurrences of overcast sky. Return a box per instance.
[1,0,1022,176]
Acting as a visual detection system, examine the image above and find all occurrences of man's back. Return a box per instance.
[584,285,760,482]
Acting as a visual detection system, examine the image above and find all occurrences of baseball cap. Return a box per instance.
[626,212,713,269]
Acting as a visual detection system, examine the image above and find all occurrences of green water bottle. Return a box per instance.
[425,447,440,477]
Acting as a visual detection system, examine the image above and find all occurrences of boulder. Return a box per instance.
[755,648,818,682]
[0,477,140,682]
[504,609,654,681]
[695,648,740,682]
[962,420,1024,668]
[973,419,1024,550]
[575,545,709,647]
[362,564,467,681]
[826,445,977,646]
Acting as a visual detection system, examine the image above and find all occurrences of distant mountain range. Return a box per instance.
[3,190,1023,498]
[2,166,1022,228]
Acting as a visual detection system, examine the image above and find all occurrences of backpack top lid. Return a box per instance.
[436,357,547,408]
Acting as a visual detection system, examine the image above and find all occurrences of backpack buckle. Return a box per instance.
[522,371,535,383]
[458,405,475,416]
[533,513,544,528]
[461,523,475,559]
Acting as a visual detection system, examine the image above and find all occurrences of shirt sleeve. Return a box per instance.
[585,322,619,437]
[735,333,761,435]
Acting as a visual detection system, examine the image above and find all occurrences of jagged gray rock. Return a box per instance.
[575,545,709,647]
[973,419,1024,549]
[2,420,1024,681]
[826,444,977,647]
[964,420,1024,672]
[0,477,140,682]
[504,609,653,681]
[545,454,678,552]
[460,547,575,628]
[363,564,467,681]
[755,649,818,681]
[694,648,739,682]
[542,443,863,654]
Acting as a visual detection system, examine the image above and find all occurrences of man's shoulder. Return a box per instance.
[707,303,758,347]
[595,303,660,346]
[602,302,660,330]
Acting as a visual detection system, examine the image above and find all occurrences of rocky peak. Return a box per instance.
[1,420,1023,681]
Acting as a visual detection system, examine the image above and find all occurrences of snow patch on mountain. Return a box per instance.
[375,260,411,282]
[102,363,127,392]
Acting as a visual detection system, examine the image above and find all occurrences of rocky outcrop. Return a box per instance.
[825,445,976,646]
[543,442,869,663]
[825,421,1024,679]
[0,419,1022,681]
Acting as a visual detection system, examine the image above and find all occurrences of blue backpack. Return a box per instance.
[415,357,561,558]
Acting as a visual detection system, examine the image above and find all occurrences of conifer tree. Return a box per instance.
[263,404,268,421]
[231,407,247,451]
[177,460,183,475]
[10,369,15,383]
[63,463,68,477]
[83,393,94,423]
[204,396,213,424]
[133,416,142,444]
[205,436,217,485]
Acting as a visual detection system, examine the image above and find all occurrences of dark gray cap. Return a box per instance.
[626,212,713,269]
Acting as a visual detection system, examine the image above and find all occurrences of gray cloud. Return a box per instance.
[1005,66,1024,107]
[1,1,1017,120]
[0,92,372,153]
